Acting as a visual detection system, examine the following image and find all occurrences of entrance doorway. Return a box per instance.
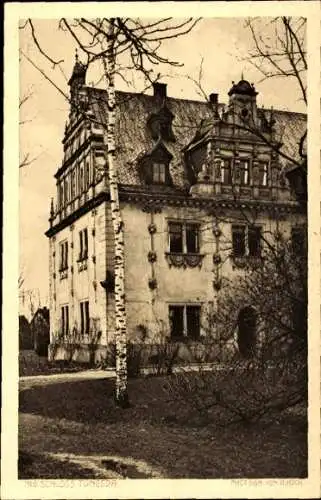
[237,306,257,358]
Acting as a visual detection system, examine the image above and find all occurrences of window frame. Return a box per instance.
[232,225,246,257]
[258,162,269,187]
[169,304,201,340]
[232,224,262,258]
[239,159,251,186]
[59,240,68,271]
[220,158,232,185]
[152,162,166,184]
[78,228,88,262]
[80,300,90,336]
[61,304,69,336]
[168,220,200,255]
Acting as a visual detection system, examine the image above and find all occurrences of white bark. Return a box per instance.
[102,20,128,406]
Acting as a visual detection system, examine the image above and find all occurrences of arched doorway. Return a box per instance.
[237,306,257,358]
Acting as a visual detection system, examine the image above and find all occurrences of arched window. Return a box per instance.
[237,306,257,358]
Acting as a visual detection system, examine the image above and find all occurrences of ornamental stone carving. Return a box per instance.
[148,251,157,263]
[148,278,158,290]
[148,223,157,234]
[165,252,204,269]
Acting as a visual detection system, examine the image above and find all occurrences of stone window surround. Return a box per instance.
[167,219,201,254]
[59,240,69,279]
[218,154,271,188]
[231,224,263,259]
[168,303,202,340]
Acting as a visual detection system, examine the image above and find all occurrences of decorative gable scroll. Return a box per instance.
[147,103,176,142]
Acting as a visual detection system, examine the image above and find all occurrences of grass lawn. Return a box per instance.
[19,373,307,479]
[19,350,91,376]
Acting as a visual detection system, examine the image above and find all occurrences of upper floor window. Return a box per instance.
[259,162,269,187]
[168,222,200,254]
[59,240,68,271]
[78,228,88,261]
[84,161,90,190]
[232,225,262,258]
[248,226,262,257]
[152,162,166,184]
[59,183,64,208]
[71,170,76,199]
[64,177,69,204]
[79,164,84,193]
[221,159,232,184]
[239,160,250,186]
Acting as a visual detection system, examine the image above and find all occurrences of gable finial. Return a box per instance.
[75,48,79,62]
[241,70,244,80]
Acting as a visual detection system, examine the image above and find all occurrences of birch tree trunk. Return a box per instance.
[102,19,129,407]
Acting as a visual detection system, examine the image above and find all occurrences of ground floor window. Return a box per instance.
[61,305,69,336]
[169,304,201,340]
[80,300,90,335]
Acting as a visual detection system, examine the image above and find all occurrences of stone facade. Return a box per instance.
[45,59,306,361]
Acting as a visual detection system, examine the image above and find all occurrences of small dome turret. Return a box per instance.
[228,79,258,97]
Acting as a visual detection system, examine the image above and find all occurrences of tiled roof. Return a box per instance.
[88,87,306,191]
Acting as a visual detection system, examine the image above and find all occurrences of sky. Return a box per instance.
[19,17,306,308]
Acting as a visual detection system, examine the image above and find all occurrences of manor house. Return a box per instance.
[45,57,306,360]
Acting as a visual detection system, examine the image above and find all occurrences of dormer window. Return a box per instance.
[138,140,173,186]
[152,162,166,184]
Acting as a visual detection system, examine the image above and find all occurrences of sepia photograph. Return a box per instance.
[2,1,320,498]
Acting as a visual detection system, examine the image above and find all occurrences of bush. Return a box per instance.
[148,342,180,376]
[164,352,307,427]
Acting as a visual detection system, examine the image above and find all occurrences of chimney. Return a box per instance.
[153,82,167,99]
[209,93,218,105]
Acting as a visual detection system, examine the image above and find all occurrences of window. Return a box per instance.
[85,161,90,189]
[61,305,69,335]
[59,183,64,208]
[79,228,88,261]
[169,305,184,338]
[152,162,166,184]
[168,222,200,254]
[232,225,246,257]
[186,224,199,253]
[169,222,183,253]
[169,305,201,340]
[64,177,69,204]
[71,170,76,199]
[248,226,262,257]
[80,300,90,336]
[291,227,306,256]
[79,165,84,193]
[221,159,232,184]
[186,306,201,340]
[240,160,250,185]
[59,241,68,271]
[259,162,269,187]
[232,225,262,258]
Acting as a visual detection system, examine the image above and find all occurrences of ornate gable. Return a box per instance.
[147,103,176,142]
